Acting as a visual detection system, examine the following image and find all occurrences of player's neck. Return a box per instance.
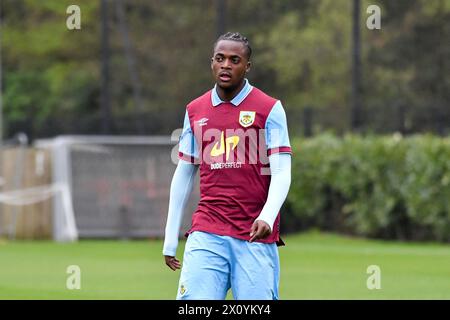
[216,79,246,102]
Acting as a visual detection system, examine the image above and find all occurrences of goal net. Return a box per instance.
[0,138,76,241]
[35,135,199,242]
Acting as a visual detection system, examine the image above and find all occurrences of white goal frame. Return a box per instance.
[35,135,178,242]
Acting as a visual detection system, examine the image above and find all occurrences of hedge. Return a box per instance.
[284,133,450,242]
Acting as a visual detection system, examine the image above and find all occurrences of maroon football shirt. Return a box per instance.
[178,81,291,244]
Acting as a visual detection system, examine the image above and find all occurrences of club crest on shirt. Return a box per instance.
[239,111,256,128]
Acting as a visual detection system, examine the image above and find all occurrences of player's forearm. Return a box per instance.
[256,153,291,232]
[163,159,198,256]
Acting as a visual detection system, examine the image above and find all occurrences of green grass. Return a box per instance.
[0,231,448,299]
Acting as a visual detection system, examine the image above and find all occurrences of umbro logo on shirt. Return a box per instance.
[196,118,209,126]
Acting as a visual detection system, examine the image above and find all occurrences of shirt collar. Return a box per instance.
[211,79,253,107]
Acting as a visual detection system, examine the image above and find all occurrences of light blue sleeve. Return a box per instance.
[163,159,198,257]
[178,110,199,160]
[256,153,291,232]
[265,101,292,154]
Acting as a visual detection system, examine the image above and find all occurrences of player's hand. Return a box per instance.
[165,255,181,271]
[249,220,271,242]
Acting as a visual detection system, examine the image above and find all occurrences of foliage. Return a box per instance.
[2,0,448,138]
[287,133,450,241]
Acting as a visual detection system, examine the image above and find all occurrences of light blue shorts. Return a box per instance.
[176,231,280,300]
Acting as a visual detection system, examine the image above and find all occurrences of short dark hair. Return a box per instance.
[213,32,252,60]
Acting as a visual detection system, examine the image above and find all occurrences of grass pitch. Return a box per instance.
[0,231,448,299]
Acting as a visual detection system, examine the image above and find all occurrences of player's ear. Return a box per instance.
[246,61,251,73]
[211,57,214,69]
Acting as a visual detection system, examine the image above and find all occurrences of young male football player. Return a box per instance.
[163,32,292,300]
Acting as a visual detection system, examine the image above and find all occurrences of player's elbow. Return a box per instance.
[284,171,291,195]
[286,172,291,189]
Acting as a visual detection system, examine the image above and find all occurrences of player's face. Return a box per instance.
[211,40,251,90]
